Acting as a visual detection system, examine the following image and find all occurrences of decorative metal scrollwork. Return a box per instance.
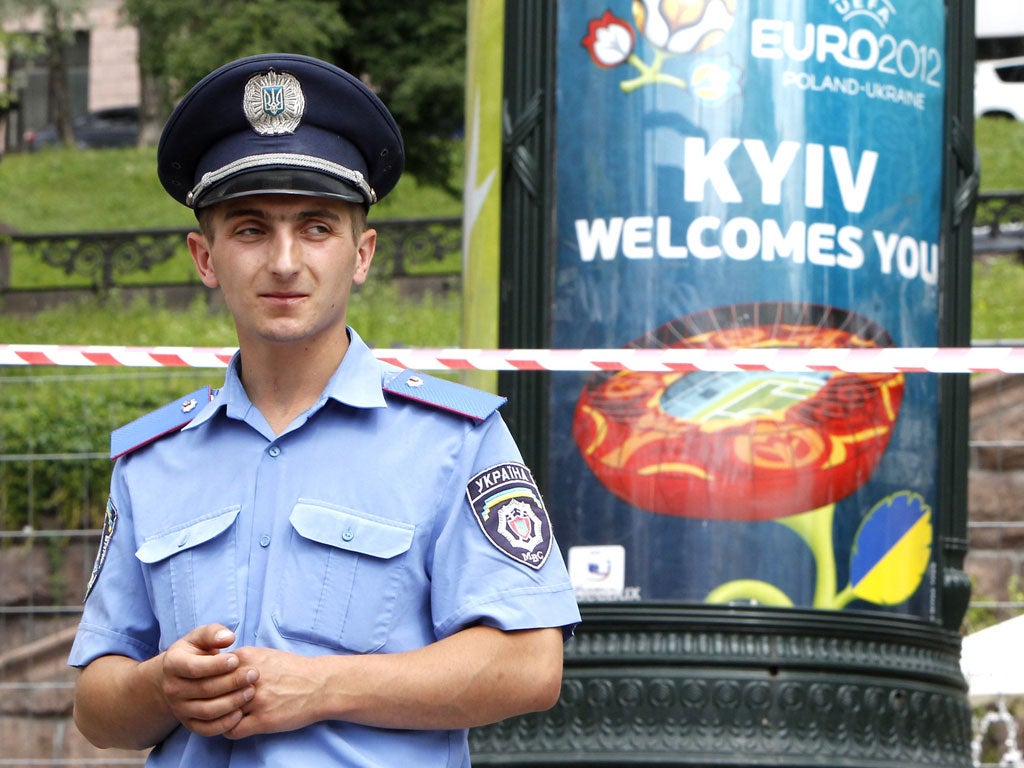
[372,217,462,276]
[4,217,462,295]
[20,228,186,289]
[470,606,974,767]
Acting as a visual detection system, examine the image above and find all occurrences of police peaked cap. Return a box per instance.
[158,53,404,209]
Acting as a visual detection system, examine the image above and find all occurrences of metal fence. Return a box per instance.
[0,216,462,314]
[0,368,215,767]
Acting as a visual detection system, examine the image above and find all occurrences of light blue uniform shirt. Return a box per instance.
[69,329,580,767]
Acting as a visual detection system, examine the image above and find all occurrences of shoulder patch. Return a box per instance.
[84,498,117,602]
[383,369,506,422]
[110,386,213,460]
[466,462,552,570]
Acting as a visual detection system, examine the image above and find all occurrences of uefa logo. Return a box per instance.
[829,0,896,29]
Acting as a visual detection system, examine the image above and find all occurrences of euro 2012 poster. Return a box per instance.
[550,0,945,620]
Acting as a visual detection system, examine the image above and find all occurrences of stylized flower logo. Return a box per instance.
[583,0,741,100]
[690,57,742,101]
[634,0,737,54]
[582,11,636,68]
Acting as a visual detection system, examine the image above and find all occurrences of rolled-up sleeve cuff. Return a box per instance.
[67,622,158,668]
[437,582,582,641]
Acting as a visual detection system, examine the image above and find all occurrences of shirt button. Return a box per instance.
[258,535,271,547]
[341,529,355,542]
[268,445,281,457]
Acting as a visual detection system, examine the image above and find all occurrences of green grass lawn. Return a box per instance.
[976,117,1024,191]
[0,146,466,348]
[0,144,465,290]
[973,117,1024,340]
[0,145,461,233]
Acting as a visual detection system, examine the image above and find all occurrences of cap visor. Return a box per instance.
[195,168,367,208]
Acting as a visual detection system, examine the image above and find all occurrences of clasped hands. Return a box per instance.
[161,623,318,739]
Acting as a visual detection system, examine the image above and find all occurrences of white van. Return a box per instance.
[975,56,1024,121]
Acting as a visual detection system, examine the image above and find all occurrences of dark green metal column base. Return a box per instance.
[470,604,972,767]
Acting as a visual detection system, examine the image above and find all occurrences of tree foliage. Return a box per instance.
[0,25,34,112]
[122,0,351,142]
[329,1,468,194]
[121,0,465,194]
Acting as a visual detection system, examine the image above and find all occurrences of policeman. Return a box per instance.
[69,53,580,767]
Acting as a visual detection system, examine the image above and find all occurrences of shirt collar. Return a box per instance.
[321,327,389,409]
[184,327,387,431]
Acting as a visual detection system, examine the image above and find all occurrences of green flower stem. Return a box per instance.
[830,584,857,609]
[776,503,838,609]
[620,50,689,93]
[705,579,794,607]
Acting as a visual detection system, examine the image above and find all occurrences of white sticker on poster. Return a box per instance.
[569,544,627,601]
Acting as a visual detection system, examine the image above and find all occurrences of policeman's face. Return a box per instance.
[186,194,375,350]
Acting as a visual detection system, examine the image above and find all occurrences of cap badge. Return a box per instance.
[244,69,305,135]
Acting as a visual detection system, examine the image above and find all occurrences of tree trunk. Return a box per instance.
[137,54,164,147]
[134,23,170,147]
[44,2,74,147]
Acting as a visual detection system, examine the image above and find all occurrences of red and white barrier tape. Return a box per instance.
[2,344,1024,374]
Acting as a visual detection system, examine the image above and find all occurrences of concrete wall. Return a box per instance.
[965,372,1024,616]
[86,1,140,110]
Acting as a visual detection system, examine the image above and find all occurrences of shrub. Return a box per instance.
[0,285,461,533]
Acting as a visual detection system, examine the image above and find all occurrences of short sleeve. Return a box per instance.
[428,415,580,639]
[68,458,162,667]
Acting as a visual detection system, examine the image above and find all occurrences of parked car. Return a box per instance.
[975,56,1024,121]
[24,106,140,150]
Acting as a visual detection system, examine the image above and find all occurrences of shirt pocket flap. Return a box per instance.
[135,506,241,564]
[290,502,414,560]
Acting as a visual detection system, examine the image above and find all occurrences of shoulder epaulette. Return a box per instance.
[110,386,213,460]
[383,370,506,423]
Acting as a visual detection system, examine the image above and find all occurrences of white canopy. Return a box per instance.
[962,614,1024,706]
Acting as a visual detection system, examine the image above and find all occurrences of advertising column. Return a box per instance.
[551,1,944,618]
